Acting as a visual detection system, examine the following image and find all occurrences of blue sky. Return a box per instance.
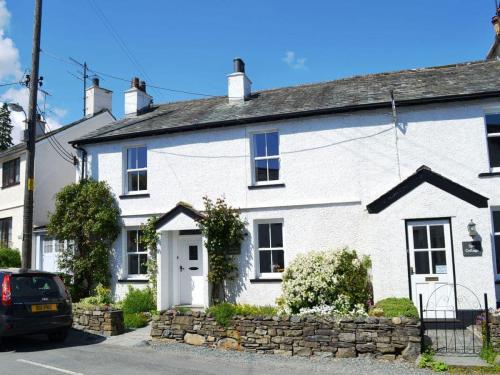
[0,0,497,142]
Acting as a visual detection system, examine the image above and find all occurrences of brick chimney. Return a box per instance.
[85,78,113,117]
[124,77,152,116]
[227,58,252,102]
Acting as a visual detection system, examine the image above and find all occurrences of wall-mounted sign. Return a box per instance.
[462,241,482,257]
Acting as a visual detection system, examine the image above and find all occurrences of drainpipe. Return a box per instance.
[72,144,87,181]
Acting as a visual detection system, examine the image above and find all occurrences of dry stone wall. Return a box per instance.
[151,310,421,360]
[72,305,125,336]
[489,311,500,352]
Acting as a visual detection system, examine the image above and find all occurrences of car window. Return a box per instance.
[11,275,62,298]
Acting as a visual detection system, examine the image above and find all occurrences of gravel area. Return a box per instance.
[149,340,433,375]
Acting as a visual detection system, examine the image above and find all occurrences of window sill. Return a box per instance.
[478,172,500,178]
[249,278,283,283]
[248,183,285,190]
[119,193,150,199]
[118,278,149,283]
[1,182,20,189]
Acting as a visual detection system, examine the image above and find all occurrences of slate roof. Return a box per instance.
[72,60,500,145]
[0,110,113,160]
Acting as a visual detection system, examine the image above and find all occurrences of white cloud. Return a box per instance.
[0,0,66,145]
[282,51,307,70]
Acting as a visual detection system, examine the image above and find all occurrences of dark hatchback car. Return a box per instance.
[0,269,72,343]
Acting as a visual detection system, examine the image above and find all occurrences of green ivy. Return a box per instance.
[197,196,246,304]
[139,216,159,298]
[47,179,120,300]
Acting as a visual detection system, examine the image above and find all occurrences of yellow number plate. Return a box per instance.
[31,304,57,313]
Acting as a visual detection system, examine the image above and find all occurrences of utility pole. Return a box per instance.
[22,0,43,269]
[69,58,88,116]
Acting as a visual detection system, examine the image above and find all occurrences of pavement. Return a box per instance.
[0,328,433,375]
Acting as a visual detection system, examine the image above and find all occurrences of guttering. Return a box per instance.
[70,90,500,146]
[72,144,87,181]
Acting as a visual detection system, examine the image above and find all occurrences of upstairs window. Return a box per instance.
[126,147,147,192]
[486,114,500,169]
[0,217,12,248]
[257,222,284,275]
[253,132,280,183]
[127,230,148,276]
[2,158,20,188]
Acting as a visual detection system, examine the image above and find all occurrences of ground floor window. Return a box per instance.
[127,229,148,276]
[493,210,500,274]
[0,217,12,248]
[257,222,284,275]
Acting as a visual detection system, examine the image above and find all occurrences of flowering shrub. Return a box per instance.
[280,248,371,315]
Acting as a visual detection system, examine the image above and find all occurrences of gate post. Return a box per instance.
[419,293,425,352]
[484,293,490,348]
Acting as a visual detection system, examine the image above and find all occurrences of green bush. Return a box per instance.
[122,286,156,314]
[281,248,371,314]
[206,303,278,327]
[370,298,418,318]
[79,283,113,307]
[0,247,21,268]
[124,312,149,329]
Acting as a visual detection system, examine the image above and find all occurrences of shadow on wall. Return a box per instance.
[109,218,125,299]
[225,231,253,303]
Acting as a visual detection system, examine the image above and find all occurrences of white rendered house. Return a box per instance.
[0,79,114,271]
[70,56,500,313]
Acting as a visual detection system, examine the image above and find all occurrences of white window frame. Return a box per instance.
[124,146,148,194]
[125,228,149,278]
[42,236,70,254]
[255,219,285,279]
[492,208,500,280]
[484,112,500,173]
[250,130,281,186]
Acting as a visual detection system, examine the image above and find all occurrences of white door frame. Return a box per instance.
[407,218,457,319]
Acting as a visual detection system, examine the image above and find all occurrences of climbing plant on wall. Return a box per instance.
[197,196,246,304]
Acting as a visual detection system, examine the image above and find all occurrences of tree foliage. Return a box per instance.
[47,179,120,300]
[197,196,246,304]
[139,216,159,297]
[0,103,14,151]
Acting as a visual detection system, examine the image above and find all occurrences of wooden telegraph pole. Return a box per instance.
[22,0,43,269]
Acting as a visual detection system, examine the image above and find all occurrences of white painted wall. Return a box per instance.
[84,99,500,307]
[0,111,114,267]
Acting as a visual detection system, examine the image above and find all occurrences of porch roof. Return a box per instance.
[155,202,204,230]
[366,166,489,214]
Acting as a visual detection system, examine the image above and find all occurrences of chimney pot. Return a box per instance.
[140,80,147,92]
[233,58,245,73]
[132,77,140,89]
[92,78,100,87]
[493,15,500,36]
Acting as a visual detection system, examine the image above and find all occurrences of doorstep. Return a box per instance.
[434,354,492,368]
[174,305,205,312]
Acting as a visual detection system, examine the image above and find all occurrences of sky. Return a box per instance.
[0,0,497,144]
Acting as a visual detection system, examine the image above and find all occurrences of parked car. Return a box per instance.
[0,269,72,343]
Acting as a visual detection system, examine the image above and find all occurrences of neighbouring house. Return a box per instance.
[70,18,500,313]
[0,78,114,271]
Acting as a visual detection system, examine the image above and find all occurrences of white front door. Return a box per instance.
[41,236,58,273]
[408,219,456,319]
[178,236,204,306]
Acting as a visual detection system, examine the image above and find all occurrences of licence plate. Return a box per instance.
[31,303,57,313]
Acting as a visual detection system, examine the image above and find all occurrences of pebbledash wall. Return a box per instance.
[151,310,421,360]
[84,99,500,307]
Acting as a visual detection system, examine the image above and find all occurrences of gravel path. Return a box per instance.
[149,340,433,375]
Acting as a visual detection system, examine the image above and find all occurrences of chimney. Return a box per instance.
[124,77,153,116]
[85,78,113,117]
[227,58,251,102]
[487,7,500,60]
[22,114,46,141]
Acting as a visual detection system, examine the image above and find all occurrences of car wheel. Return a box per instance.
[47,329,69,343]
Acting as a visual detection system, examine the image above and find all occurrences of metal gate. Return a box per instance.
[419,284,490,354]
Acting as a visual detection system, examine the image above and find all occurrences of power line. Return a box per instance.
[0,81,21,88]
[41,49,226,99]
[85,0,164,101]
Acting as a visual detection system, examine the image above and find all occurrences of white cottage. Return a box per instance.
[70,58,500,313]
[0,79,114,270]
